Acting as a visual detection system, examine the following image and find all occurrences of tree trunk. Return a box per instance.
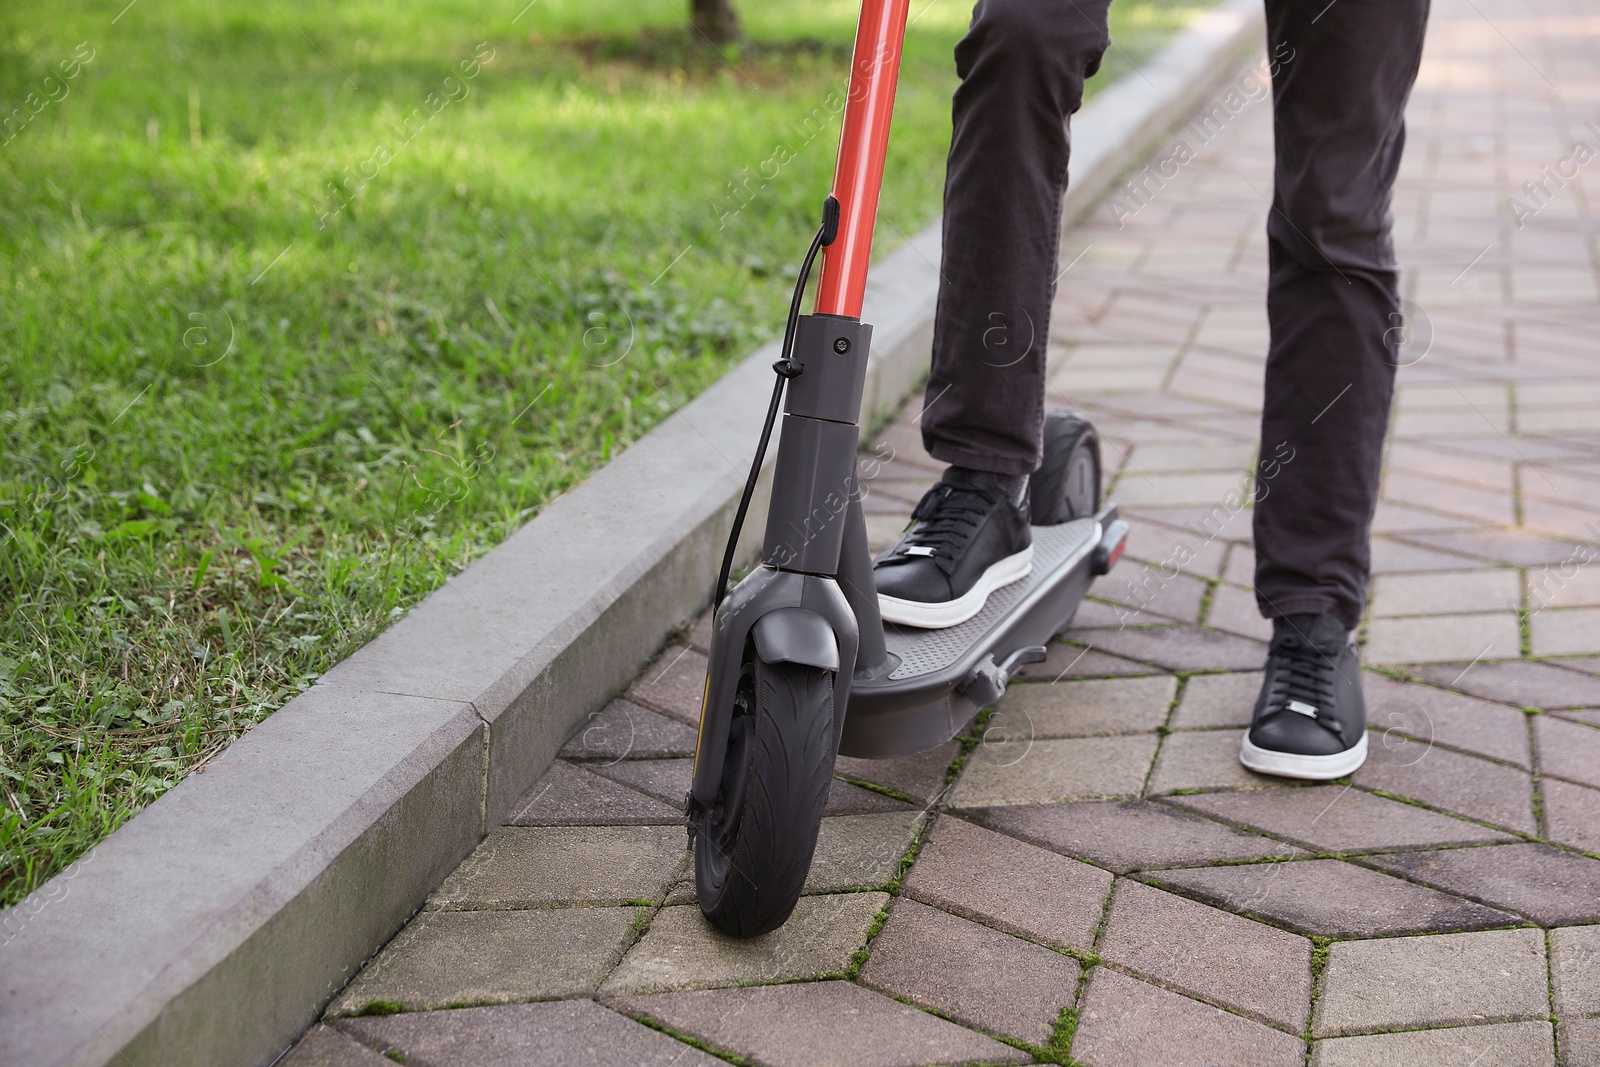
[691,0,741,45]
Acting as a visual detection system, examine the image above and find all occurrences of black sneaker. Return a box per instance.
[873,467,1033,629]
[1239,612,1368,779]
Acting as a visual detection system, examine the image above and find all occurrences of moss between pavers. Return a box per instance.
[625,1014,751,1067]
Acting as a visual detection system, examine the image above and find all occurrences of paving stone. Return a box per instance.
[1565,1019,1600,1067]
[1096,565,1209,624]
[1542,778,1600,854]
[1370,503,1481,534]
[659,877,697,907]
[343,1000,722,1066]
[328,908,636,1014]
[433,826,687,907]
[1145,859,1518,936]
[1557,708,1600,727]
[601,893,887,994]
[1368,843,1600,925]
[1112,470,1251,507]
[1203,582,1275,640]
[949,734,1159,807]
[1223,543,1256,586]
[1314,928,1548,1037]
[1381,472,1516,526]
[1127,441,1258,475]
[1363,612,1522,665]
[968,799,1294,873]
[688,609,714,653]
[805,812,922,892]
[1415,659,1600,709]
[1309,1021,1556,1067]
[506,761,682,826]
[900,814,1111,952]
[1167,786,1510,852]
[834,740,959,804]
[1415,436,1570,466]
[1099,878,1311,1030]
[1352,743,1536,834]
[1551,925,1600,1018]
[865,510,909,550]
[864,475,938,507]
[1525,556,1600,611]
[1062,596,1141,631]
[626,645,710,724]
[1368,537,1488,574]
[1363,672,1532,767]
[863,429,938,478]
[1170,671,1262,729]
[823,779,915,815]
[1121,518,1233,580]
[989,675,1177,738]
[1147,728,1302,795]
[559,698,698,761]
[1088,625,1268,672]
[1403,528,1586,567]
[1533,608,1600,656]
[1012,641,1164,681]
[1072,967,1305,1067]
[1534,714,1600,789]
[1371,570,1522,617]
[278,1026,392,1067]
[589,757,692,805]
[614,980,1026,1067]
[859,897,1080,1045]
[1554,657,1600,678]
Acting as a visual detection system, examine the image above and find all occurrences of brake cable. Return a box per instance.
[712,195,841,615]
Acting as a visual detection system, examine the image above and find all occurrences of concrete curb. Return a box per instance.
[0,5,1264,1064]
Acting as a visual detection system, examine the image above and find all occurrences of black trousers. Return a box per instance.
[920,0,1431,630]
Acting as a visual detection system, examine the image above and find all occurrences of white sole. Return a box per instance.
[878,546,1033,629]
[1239,731,1368,781]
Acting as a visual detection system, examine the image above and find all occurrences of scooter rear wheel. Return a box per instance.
[694,650,837,937]
[1030,410,1101,525]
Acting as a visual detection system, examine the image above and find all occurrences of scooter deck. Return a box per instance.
[838,507,1110,759]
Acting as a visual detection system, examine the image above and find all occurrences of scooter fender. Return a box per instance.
[752,607,839,671]
[691,568,858,810]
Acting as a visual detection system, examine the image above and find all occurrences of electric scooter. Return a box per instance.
[686,0,1130,937]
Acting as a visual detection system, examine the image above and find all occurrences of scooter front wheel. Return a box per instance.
[694,650,836,937]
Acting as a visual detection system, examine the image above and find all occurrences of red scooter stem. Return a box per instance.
[814,0,911,319]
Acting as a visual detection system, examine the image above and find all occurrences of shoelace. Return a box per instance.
[1262,631,1344,740]
[891,483,1000,575]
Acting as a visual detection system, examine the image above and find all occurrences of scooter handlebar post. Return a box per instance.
[813,0,911,319]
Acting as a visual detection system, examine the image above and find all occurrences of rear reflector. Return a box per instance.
[1091,518,1130,576]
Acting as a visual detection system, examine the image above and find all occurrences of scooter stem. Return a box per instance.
[814,0,911,319]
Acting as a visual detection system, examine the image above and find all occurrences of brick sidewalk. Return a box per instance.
[285,1,1600,1063]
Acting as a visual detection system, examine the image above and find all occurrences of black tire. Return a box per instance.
[1030,410,1101,525]
[694,649,836,937]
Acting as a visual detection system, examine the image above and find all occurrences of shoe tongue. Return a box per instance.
[1276,612,1348,649]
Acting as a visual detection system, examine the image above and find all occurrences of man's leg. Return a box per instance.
[1254,0,1431,629]
[1241,0,1429,781]
[920,0,1114,476]
[874,0,1114,630]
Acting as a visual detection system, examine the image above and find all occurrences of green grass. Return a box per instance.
[0,0,1206,909]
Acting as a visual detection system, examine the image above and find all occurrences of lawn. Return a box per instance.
[0,0,1206,908]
